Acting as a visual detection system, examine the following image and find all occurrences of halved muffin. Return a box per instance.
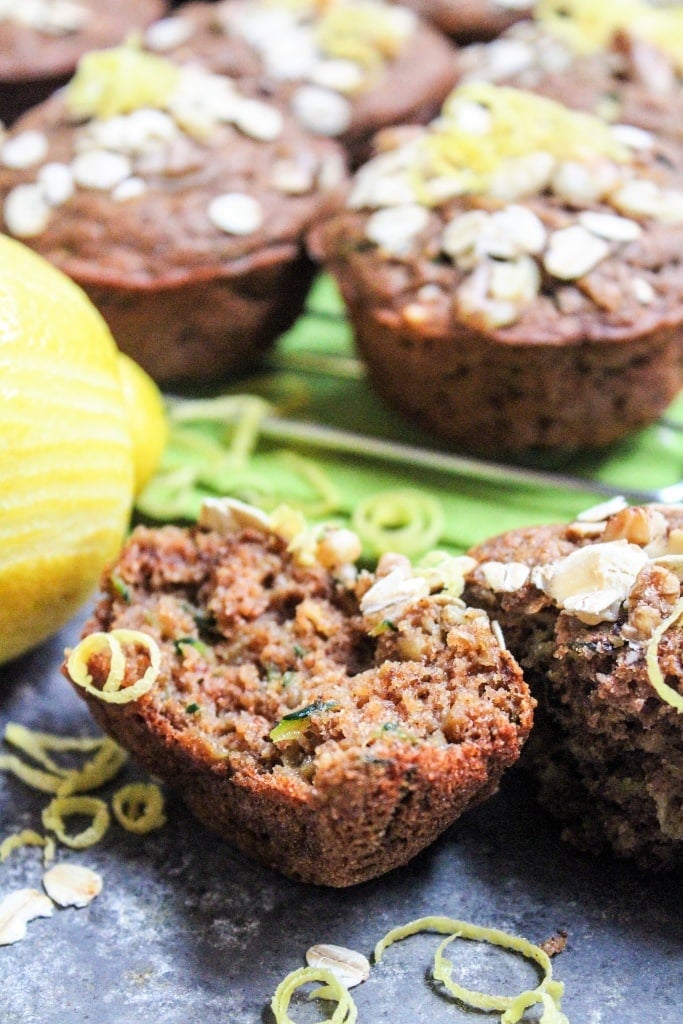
[62,499,533,886]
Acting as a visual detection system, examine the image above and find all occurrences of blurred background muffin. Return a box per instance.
[0,44,348,389]
[0,0,166,124]
[455,0,683,144]
[397,0,532,43]
[140,0,460,165]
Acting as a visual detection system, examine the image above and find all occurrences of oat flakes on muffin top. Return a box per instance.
[456,0,683,144]
[0,0,166,124]
[139,0,460,164]
[310,82,683,451]
[0,43,348,386]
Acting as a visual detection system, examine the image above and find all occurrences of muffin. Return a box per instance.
[398,0,532,44]
[139,0,460,165]
[62,498,533,887]
[455,0,683,143]
[0,0,166,125]
[0,44,347,389]
[464,497,683,871]
[310,82,683,454]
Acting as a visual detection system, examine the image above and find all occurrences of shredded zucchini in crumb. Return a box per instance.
[271,966,358,1024]
[67,629,161,704]
[645,599,683,713]
[112,783,167,834]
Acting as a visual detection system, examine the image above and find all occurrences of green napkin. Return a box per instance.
[137,275,683,556]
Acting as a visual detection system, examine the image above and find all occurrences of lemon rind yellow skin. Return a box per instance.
[0,233,134,664]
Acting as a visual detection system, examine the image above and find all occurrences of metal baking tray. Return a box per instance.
[2,278,682,1021]
[2,612,681,1022]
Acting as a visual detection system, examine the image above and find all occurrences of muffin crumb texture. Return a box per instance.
[465,500,683,871]
[63,504,533,886]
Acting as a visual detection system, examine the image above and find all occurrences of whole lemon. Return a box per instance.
[117,351,168,495]
[0,234,166,665]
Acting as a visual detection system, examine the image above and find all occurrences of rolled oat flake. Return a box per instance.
[305,943,371,988]
[208,192,264,235]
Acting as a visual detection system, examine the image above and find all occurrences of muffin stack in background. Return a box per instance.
[2,0,682,435]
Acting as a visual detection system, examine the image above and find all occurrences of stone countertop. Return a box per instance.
[1,616,681,1024]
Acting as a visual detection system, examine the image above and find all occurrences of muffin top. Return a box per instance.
[312,82,683,341]
[138,0,459,156]
[466,497,683,719]
[0,43,347,285]
[0,0,166,83]
[456,0,683,140]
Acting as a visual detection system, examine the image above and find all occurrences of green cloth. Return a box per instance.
[138,274,683,555]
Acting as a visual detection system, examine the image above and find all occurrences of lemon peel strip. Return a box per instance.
[41,796,110,850]
[55,738,129,797]
[112,782,167,835]
[66,39,181,119]
[0,753,64,794]
[374,916,568,1024]
[645,599,683,713]
[0,830,56,866]
[4,723,102,776]
[351,489,444,559]
[67,629,161,703]
[270,966,358,1024]
[3,723,127,794]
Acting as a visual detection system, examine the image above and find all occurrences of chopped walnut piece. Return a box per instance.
[603,506,668,549]
[625,563,681,639]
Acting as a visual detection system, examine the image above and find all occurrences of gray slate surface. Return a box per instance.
[1,613,681,1023]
